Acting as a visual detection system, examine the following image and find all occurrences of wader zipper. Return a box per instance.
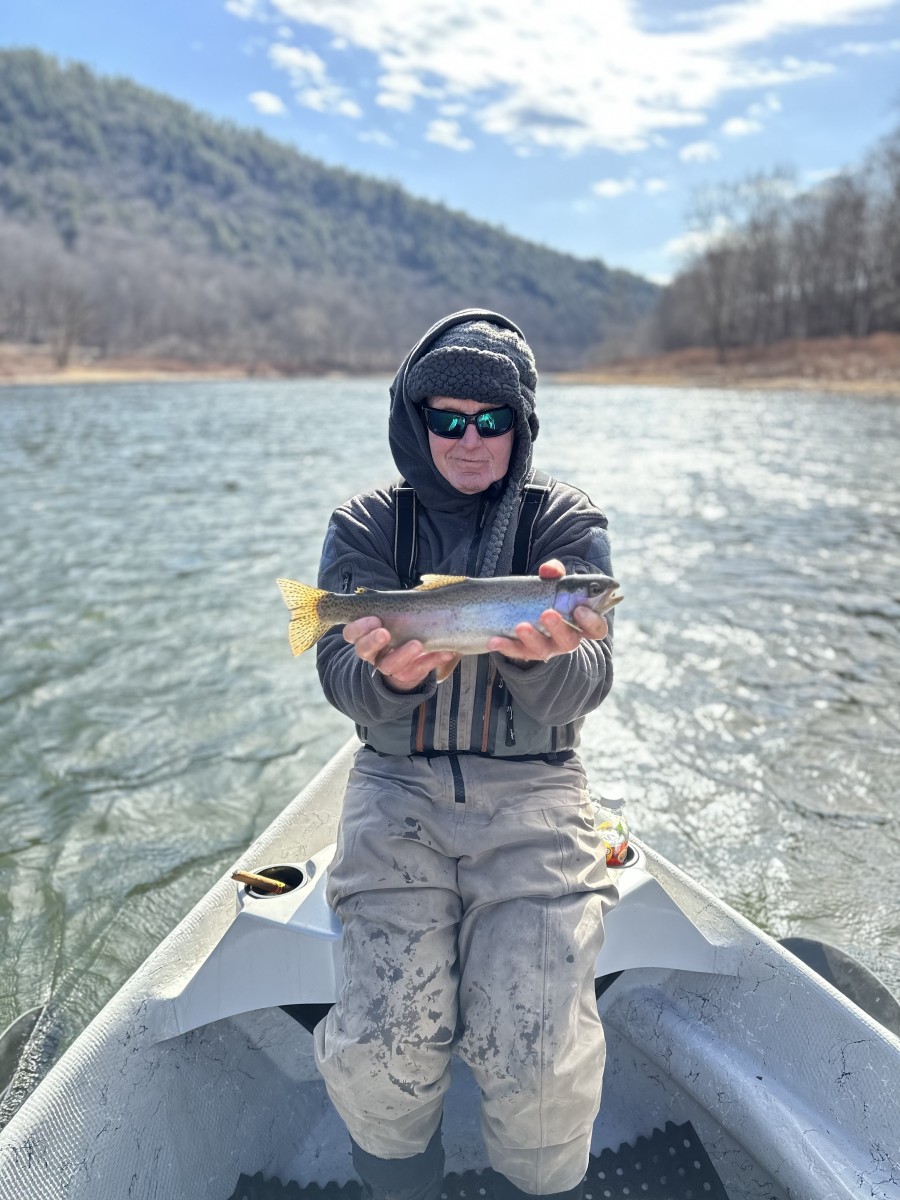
[448,752,465,803]
[448,662,461,751]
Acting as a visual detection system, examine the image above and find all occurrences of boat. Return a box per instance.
[0,736,898,1200]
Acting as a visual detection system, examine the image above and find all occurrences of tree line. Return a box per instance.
[0,50,656,371]
[655,126,900,357]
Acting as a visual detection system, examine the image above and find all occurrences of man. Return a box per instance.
[313,310,618,1200]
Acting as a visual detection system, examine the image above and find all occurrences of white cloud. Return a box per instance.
[804,166,841,185]
[680,139,721,162]
[426,119,474,152]
[722,115,764,136]
[359,129,396,147]
[664,216,732,262]
[593,178,637,198]
[252,0,894,154]
[748,92,782,117]
[376,70,434,112]
[248,89,287,115]
[269,42,362,117]
[226,0,271,18]
[833,36,900,53]
[719,89,780,138]
[592,176,670,199]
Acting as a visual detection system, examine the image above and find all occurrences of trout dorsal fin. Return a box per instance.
[414,574,468,590]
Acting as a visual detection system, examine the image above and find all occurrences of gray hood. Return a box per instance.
[388,308,539,576]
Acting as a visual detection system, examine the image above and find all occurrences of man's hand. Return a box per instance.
[343,616,455,692]
[486,559,609,663]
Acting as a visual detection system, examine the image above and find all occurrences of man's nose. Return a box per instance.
[460,422,482,447]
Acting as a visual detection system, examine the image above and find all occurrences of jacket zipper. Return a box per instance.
[465,495,490,576]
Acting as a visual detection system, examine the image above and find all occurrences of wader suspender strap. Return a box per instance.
[511,470,551,576]
[393,483,419,590]
[392,470,552,586]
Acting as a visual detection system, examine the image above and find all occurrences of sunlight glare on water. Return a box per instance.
[1,377,898,1073]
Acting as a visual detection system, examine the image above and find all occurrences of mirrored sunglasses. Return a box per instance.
[423,405,515,439]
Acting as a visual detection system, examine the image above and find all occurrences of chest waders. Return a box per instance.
[314,469,614,1200]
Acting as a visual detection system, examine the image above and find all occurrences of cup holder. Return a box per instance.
[233,864,305,897]
[607,844,638,870]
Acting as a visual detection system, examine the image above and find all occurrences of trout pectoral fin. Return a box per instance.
[434,653,462,683]
[415,574,468,590]
[276,578,331,656]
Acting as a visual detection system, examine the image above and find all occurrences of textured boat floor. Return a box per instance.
[229,1121,729,1200]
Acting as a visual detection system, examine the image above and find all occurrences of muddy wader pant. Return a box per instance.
[314,748,618,1198]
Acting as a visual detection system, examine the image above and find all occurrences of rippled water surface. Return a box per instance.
[1,378,898,1070]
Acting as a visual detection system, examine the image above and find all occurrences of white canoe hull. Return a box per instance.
[0,739,897,1200]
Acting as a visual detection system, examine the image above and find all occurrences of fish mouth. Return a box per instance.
[602,588,624,612]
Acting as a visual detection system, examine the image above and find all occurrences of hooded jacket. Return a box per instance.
[316,309,614,758]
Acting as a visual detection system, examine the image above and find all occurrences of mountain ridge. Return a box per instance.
[0,48,658,371]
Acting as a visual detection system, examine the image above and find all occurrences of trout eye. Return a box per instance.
[588,581,603,597]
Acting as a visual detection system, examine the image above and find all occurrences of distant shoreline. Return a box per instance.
[553,332,900,398]
[3,334,900,397]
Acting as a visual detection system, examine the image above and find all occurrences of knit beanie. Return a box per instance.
[389,311,540,578]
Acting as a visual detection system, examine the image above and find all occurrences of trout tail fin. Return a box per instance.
[276,578,331,656]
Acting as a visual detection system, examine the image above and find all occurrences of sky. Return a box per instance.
[3,0,900,281]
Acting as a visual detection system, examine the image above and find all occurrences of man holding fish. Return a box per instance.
[288,310,620,1200]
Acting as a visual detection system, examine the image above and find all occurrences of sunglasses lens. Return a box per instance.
[425,410,466,437]
[475,408,514,436]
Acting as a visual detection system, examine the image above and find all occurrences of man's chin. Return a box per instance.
[450,472,492,494]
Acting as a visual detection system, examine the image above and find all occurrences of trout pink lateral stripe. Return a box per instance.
[276,573,622,664]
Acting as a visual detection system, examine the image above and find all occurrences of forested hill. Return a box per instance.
[0,49,658,371]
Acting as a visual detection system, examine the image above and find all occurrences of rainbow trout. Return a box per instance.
[276,572,622,679]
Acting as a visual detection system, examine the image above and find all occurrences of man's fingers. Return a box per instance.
[539,610,583,652]
[343,616,384,643]
[488,606,602,662]
[377,643,457,691]
[573,606,608,641]
[487,635,524,658]
[375,640,426,673]
[358,633,392,663]
[538,559,566,579]
[488,621,556,661]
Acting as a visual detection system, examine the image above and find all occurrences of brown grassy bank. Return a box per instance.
[4,334,900,395]
[554,333,900,396]
[0,343,322,386]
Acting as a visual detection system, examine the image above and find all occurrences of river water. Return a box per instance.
[1,377,898,1076]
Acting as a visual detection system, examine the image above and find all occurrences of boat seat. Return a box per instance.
[168,842,724,1040]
